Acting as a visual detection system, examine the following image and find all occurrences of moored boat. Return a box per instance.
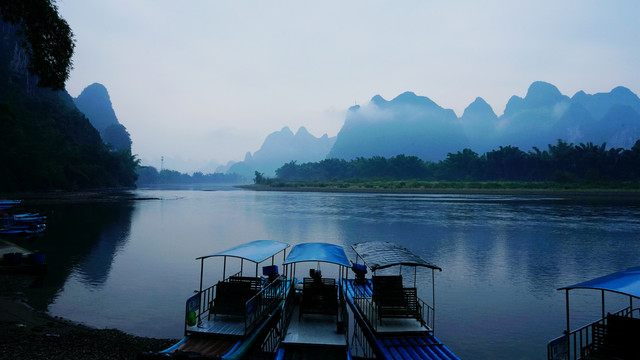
[344,241,460,360]
[275,242,353,359]
[139,240,290,359]
[547,267,640,360]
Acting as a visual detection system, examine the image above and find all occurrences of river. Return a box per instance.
[17,188,640,359]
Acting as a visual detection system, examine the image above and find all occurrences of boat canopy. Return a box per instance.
[352,241,442,271]
[196,240,289,263]
[283,242,350,267]
[559,266,640,299]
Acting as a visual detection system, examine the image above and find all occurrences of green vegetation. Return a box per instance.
[256,140,640,190]
[0,1,74,90]
[136,167,248,186]
[0,1,139,192]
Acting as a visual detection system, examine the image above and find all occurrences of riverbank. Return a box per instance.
[238,183,640,201]
[0,189,160,205]
[0,274,177,360]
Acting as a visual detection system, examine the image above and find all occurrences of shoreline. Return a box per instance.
[237,184,640,201]
[0,275,177,359]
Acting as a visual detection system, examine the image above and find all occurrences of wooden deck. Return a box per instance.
[187,314,246,336]
[281,303,346,347]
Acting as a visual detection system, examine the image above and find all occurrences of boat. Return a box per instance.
[344,241,460,360]
[0,239,46,274]
[275,242,353,359]
[547,267,640,360]
[139,240,290,359]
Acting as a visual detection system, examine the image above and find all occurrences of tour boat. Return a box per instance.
[275,242,353,359]
[547,266,640,360]
[344,241,460,360]
[140,240,290,359]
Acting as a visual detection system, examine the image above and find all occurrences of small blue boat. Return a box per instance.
[140,240,290,359]
[345,241,461,360]
[276,242,353,359]
[547,267,640,360]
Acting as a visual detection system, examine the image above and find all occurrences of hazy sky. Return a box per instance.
[58,0,640,171]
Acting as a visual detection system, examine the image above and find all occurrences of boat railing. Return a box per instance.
[417,296,435,331]
[547,306,640,360]
[244,275,286,334]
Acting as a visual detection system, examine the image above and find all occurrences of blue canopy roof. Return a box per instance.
[283,242,351,267]
[197,240,289,263]
[559,266,640,299]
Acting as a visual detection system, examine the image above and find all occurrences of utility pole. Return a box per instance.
[161,156,164,172]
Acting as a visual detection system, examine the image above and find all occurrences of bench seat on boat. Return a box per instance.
[299,277,338,319]
[372,275,420,322]
[591,314,640,359]
[209,281,255,318]
[229,276,262,291]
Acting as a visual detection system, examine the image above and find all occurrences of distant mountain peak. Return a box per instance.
[295,126,310,136]
[462,97,497,120]
[524,81,566,107]
[371,95,387,106]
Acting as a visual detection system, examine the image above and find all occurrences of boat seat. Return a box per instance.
[592,313,640,359]
[209,281,252,319]
[372,275,420,322]
[228,276,262,292]
[299,277,338,320]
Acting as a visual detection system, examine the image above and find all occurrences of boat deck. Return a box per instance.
[169,335,239,358]
[281,302,347,347]
[187,314,246,336]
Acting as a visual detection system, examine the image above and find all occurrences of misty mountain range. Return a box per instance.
[231,81,640,177]
[228,126,336,177]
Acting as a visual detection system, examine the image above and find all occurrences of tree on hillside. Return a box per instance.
[0,0,74,90]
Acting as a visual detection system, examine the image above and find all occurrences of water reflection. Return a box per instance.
[22,202,135,308]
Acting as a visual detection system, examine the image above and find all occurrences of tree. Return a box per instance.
[0,0,74,90]
[254,171,266,185]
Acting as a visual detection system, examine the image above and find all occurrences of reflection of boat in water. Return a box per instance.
[547,267,640,360]
[276,242,352,359]
[344,241,460,360]
[140,240,289,359]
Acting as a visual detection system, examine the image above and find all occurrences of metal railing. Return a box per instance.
[547,306,640,360]
[417,296,435,331]
[244,275,286,334]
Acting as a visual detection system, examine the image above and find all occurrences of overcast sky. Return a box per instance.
[58,0,640,171]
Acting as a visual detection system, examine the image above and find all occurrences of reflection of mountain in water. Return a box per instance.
[74,205,134,287]
[22,202,136,310]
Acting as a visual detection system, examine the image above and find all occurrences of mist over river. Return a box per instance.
[20,188,640,359]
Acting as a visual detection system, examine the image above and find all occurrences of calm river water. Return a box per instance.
[18,188,640,359]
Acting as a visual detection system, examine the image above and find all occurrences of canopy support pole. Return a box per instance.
[565,289,571,359]
[255,263,258,277]
[223,256,227,280]
[199,258,204,294]
[414,267,417,288]
[241,259,244,275]
[631,296,634,318]
[602,290,605,321]
[432,268,436,331]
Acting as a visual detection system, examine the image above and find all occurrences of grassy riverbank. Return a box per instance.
[239,180,640,200]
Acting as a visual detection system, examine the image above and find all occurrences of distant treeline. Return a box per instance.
[271,140,640,184]
[136,166,248,186]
